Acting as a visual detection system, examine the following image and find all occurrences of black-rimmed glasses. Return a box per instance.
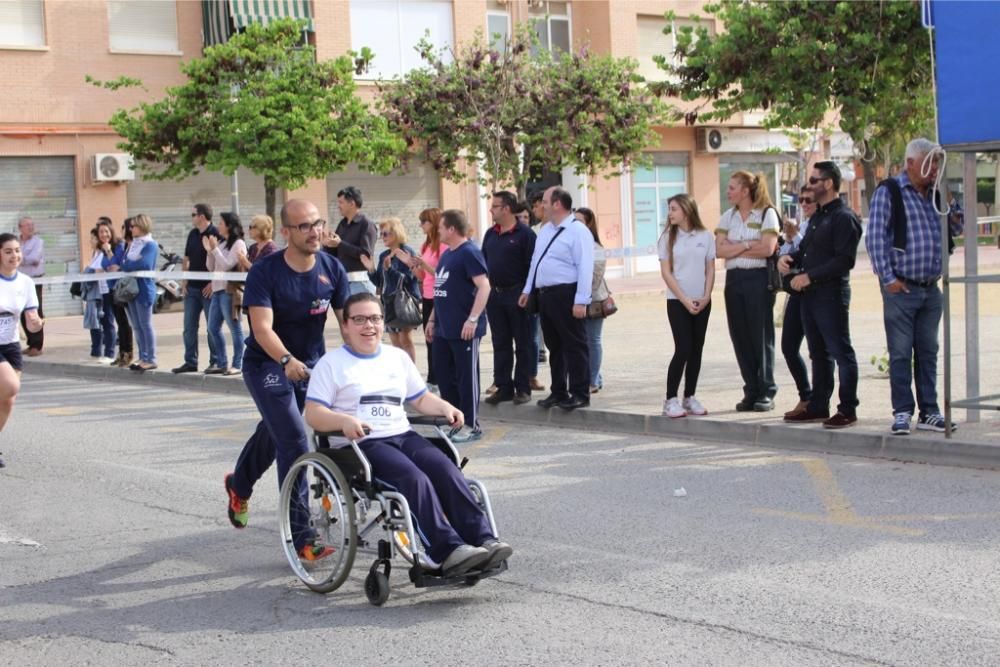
[285,219,326,233]
[348,314,383,325]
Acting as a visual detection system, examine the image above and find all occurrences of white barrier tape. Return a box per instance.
[30,270,249,286]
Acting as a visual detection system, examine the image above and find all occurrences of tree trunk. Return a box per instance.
[862,159,878,210]
[265,177,277,221]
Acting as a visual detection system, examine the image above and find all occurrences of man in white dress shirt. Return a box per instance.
[518,187,594,410]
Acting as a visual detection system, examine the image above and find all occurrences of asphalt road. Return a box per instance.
[2,376,999,666]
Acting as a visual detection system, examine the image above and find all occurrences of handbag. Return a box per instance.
[113,275,139,304]
[586,278,618,319]
[524,227,565,315]
[384,276,422,329]
[766,250,784,293]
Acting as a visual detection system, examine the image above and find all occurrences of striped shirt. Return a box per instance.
[865,171,964,285]
[715,207,780,270]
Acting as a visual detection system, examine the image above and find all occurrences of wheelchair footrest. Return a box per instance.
[408,559,508,588]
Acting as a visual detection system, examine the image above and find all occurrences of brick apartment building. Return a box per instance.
[0,0,859,316]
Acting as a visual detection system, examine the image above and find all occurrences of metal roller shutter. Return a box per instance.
[326,163,441,253]
[0,156,80,316]
[126,168,279,258]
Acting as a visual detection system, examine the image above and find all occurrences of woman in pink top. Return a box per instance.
[400,208,448,388]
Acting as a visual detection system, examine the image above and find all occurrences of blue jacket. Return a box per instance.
[107,240,127,288]
[121,238,158,306]
[370,245,421,302]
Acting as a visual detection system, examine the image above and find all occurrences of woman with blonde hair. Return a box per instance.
[237,214,278,269]
[658,194,716,418]
[715,171,780,412]
[362,217,421,361]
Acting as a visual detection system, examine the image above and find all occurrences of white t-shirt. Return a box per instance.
[0,272,39,345]
[715,207,781,270]
[88,251,109,294]
[657,228,716,300]
[306,344,428,441]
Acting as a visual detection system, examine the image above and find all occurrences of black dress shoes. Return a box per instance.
[512,392,531,405]
[558,395,590,411]
[537,393,566,409]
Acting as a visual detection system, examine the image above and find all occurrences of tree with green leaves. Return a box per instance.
[90,19,404,218]
[379,25,673,200]
[657,0,934,202]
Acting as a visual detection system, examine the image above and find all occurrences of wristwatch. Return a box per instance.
[467,316,478,323]
[279,354,292,367]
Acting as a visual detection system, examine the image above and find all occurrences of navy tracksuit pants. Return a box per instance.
[362,431,493,563]
[230,357,312,549]
[433,336,482,432]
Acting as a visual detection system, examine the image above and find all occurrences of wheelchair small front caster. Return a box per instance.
[365,560,391,606]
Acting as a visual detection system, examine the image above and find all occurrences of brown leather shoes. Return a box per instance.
[529,377,545,391]
[783,400,810,419]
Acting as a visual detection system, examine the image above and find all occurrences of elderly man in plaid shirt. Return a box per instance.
[865,138,964,436]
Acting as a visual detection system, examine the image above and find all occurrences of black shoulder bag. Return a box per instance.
[762,206,784,293]
[524,227,565,315]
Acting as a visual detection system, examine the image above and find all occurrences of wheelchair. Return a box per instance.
[277,416,508,606]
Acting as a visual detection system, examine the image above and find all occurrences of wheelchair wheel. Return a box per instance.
[279,452,357,593]
[365,569,391,606]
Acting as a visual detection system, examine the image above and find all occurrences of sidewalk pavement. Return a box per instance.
[22,246,1000,469]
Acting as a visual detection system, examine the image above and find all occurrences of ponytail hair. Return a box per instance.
[731,170,775,211]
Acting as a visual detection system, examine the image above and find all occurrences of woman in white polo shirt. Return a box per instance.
[715,171,781,412]
[658,195,716,418]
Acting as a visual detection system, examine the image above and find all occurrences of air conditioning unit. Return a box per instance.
[91,153,135,182]
[695,128,725,153]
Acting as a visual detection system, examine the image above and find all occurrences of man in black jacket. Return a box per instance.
[779,161,862,429]
[322,185,377,295]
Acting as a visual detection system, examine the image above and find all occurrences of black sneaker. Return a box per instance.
[753,397,775,412]
[735,399,756,412]
[0,452,5,468]
[171,363,198,374]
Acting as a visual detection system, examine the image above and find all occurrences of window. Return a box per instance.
[486,0,510,52]
[636,15,711,82]
[108,0,179,54]
[351,0,454,80]
[633,160,688,248]
[0,0,45,48]
[529,1,570,56]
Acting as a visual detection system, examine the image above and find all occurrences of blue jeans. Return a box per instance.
[182,289,218,367]
[89,293,117,358]
[529,313,541,377]
[584,317,603,388]
[207,290,245,369]
[349,279,376,296]
[880,283,943,417]
[126,299,157,364]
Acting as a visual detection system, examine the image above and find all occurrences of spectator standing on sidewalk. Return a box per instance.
[240,214,278,267]
[573,207,608,395]
[515,200,545,393]
[780,162,863,430]
[99,217,133,368]
[482,191,536,406]
[779,187,816,419]
[527,192,548,373]
[121,214,159,371]
[715,172,780,412]
[322,185,377,295]
[83,226,117,364]
[658,194,715,418]
[519,187,594,412]
[173,203,221,374]
[864,137,964,436]
[223,199,349,563]
[17,217,44,356]
[425,210,490,443]
[364,217,421,362]
[205,211,248,376]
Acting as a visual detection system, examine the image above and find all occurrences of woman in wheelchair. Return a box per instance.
[304,292,513,577]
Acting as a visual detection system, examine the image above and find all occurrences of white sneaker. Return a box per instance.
[97,356,115,365]
[661,397,686,419]
[683,396,707,416]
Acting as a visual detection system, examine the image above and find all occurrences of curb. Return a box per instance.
[25,360,999,471]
